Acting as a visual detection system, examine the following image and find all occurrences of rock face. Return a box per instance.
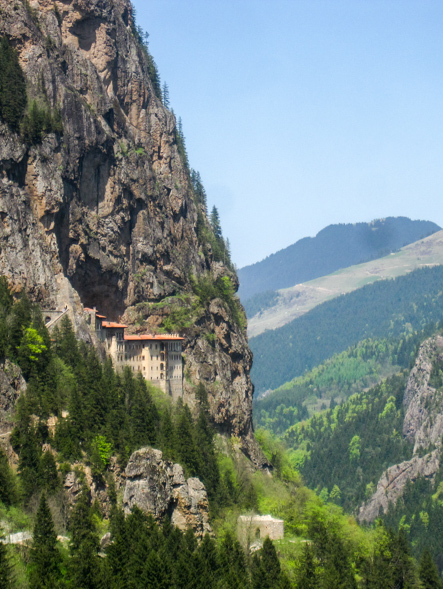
[123,447,211,538]
[402,335,443,452]
[358,451,439,523]
[359,336,443,522]
[0,360,26,435]
[0,0,265,465]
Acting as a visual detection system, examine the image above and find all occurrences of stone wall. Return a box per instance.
[237,514,284,548]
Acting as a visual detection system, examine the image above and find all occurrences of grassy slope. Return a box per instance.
[248,229,443,337]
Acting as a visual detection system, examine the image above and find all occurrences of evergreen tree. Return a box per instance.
[8,291,32,361]
[162,81,170,108]
[210,206,223,240]
[218,532,250,589]
[251,537,283,589]
[69,486,104,588]
[0,276,12,358]
[195,385,220,499]
[53,315,81,369]
[39,451,60,493]
[297,543,318,589]
[130,373,159,450]
[0,446,16,505]
[0,527,14,588]
[0,37,27,130]
[17,418,41,499]
[174,401,200,476]
[28,493,62,589]
[419,548,443,589]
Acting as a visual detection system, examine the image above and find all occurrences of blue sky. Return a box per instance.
[132,0,443,268]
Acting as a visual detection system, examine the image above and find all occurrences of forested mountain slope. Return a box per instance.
[275,330,443,571]
[250,265,443,393]
[247,228,443,337]
[253,333,425,434]
[238,217,440,302]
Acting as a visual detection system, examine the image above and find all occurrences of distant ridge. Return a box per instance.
[247,229,443,337]
[238,217,440,301]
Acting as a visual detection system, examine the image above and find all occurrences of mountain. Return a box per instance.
[238,217,440,302]
[277,330,443,569]
[250,265,443,393]
[0,0,266,464]
[248,228,443,337]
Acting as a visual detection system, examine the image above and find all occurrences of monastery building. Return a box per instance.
[84,307,184,400]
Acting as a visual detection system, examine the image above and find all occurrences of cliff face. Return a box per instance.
[0,0,265,465]
[359,336,443,522]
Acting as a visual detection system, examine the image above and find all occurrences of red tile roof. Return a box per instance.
[84,307,94,312]
[124,334,184,341]
[96,314,107,319]
[102,321,128,329]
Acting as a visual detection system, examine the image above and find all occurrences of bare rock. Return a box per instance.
[403,336,443,453]
[123,447,211,538]
[359,451,439,523]
[0,360,26,435]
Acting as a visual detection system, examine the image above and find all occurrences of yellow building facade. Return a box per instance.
[84,308,184,400]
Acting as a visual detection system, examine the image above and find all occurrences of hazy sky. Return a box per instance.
[132,0,443,268]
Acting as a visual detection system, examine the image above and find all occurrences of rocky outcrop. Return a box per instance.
[0,0,265,465]
[403,335,443,453]
[359,336,443,522]
[359,451,439,522]
[0,360,26,435]
[123,447,211,538]
[63,456,124,517]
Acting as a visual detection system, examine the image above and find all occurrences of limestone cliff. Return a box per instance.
[0,0,265,465]
[359,335,443,522]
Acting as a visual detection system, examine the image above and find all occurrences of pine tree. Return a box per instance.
[53,315,81,369]
[174,402,200,476]
[419,548,443,589]
[39,451,60,493]
[210,206,223,240]
[8,291,32,361]
[251,537,283,589]
[17,418,41,499]
[130,373,159,449]
[195,386,219,499]
[0,446,16,505]
[28,493,61,589]
[0,527,14,588]
[0,36,27,130]
[162,82,170,108]
[218,532,249,589]
[69,486,104,588]
[0,276,12,359]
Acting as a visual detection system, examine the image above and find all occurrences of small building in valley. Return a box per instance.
[237,514,284,549]
[84,307,184,401]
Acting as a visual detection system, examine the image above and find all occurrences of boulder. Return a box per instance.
[123,447,211,538]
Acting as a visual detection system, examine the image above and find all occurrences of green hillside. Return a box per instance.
[239,217,440,302]
[253,333,425,435]
[248,228,443,337]
[250,265,443,393]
